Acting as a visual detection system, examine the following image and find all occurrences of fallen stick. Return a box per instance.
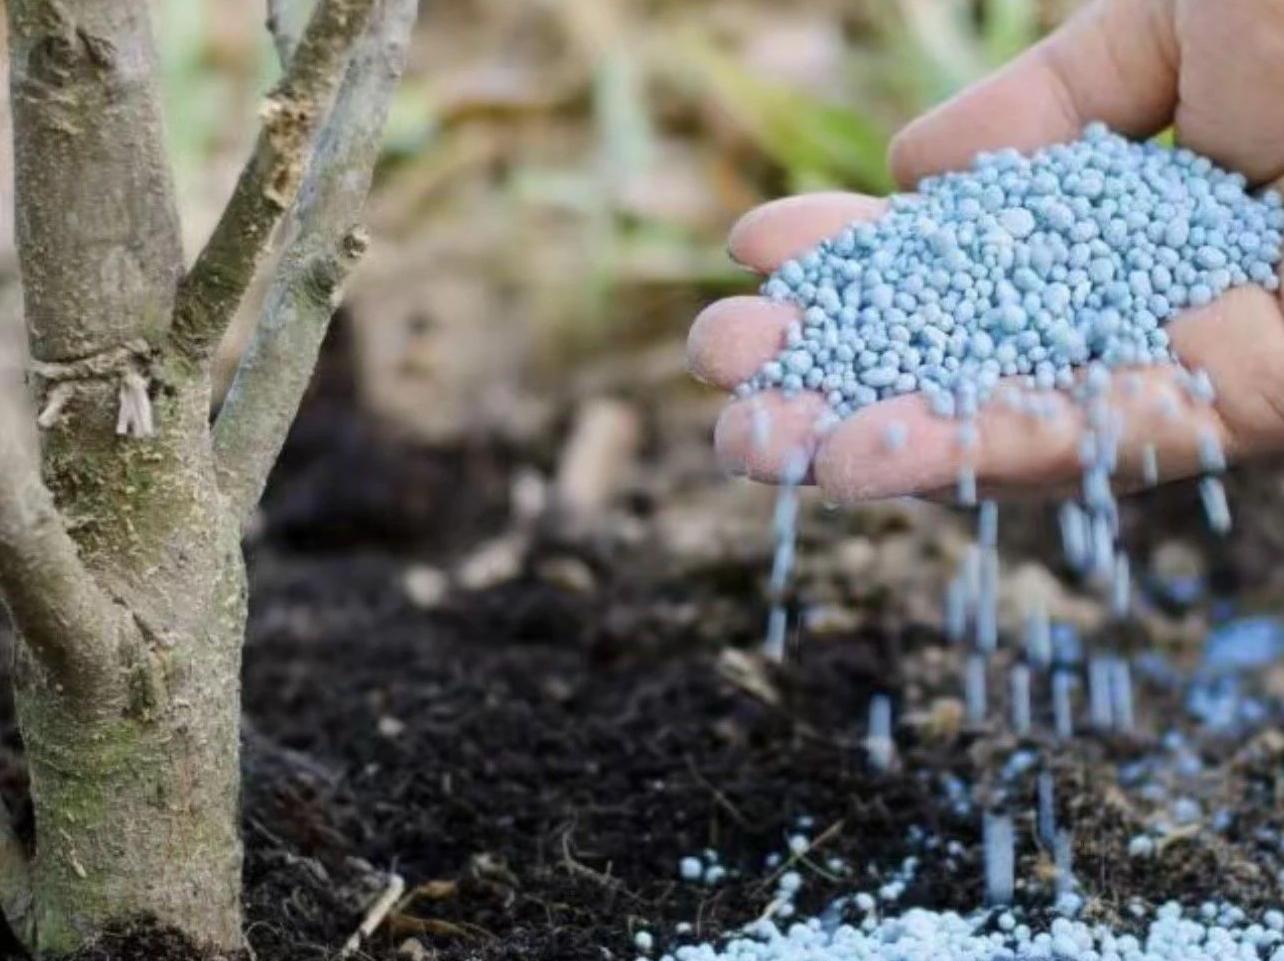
[341,872,406,957]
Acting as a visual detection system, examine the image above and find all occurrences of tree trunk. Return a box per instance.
[12,371,249,954]
[2,0,245,945]
[14,568,245,952]
[16,629,244,952]
[5,1,250,949]
[2,0,415,951]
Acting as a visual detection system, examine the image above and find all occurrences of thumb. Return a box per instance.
[888,0,1177,189]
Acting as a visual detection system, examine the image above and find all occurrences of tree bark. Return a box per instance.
[3,0,417,951]
[14,543,246,950]
[6,1,245,952]
[0,797,32,945]
[170,0,377,362]
[11,368,247,953]
[0,291,131,705]
[7,0,183,362]
[215,0,418,522]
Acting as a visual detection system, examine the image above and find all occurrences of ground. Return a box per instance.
[3,322,1284,960]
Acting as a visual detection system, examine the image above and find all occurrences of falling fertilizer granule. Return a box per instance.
[718,126,1284,961]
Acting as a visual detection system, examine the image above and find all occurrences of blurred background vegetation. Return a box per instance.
[5,0,1074,444]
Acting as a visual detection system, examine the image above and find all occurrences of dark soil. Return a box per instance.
[3,348,1284,960]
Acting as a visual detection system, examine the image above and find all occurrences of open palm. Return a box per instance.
[688,0,1284,502]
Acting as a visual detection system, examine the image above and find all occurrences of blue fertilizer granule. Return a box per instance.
[653,901,1284,961]
[742,124,1284,419]
[1202,616,1284,675]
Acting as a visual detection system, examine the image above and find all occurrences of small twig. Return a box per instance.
[341,871,405,957]
[389,915,497,943]
[753,894,788,926]
[559,830,622,891]
[751,819,845,896]
[684,756,753,830]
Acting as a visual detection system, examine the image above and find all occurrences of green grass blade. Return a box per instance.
[684,36,893,193]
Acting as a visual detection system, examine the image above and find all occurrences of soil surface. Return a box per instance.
[3,335,1284,960]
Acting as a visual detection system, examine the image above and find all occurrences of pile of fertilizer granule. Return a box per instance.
[742,124,1284,420]
[651,902,1284,961]
[642,839,1284,961]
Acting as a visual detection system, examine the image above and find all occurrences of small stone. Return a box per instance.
[402,564,448,609]
[456,535,524,590]
[377,715,406,739]
[397,938,431,961]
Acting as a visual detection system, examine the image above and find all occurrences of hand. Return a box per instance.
[688,0,1284,502]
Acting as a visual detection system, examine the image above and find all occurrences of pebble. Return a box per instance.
[746,125,1283,420]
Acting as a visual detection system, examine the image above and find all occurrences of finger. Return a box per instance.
[888,0,1178,189]
[813,391,1076,503]
[1173,0,1284,183]
[687,297,795,390]
[814,283,1284,504]
[728,193,890,274]
[714,390,829,483]
[813,368,1229,505]
[1160,285,1284,455]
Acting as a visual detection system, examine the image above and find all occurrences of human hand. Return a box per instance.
[688,0,1284,502]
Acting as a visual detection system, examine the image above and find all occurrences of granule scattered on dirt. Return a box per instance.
[2,376,1283,961]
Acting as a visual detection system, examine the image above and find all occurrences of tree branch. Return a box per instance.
[266,0,314,67]
[170,0,379,363]
[213,0,418,523]
[0,351,133,700]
